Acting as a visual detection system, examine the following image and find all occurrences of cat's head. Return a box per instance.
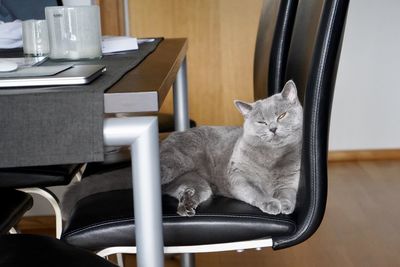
[234,80,303,147]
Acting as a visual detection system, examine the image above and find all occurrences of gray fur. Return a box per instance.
[61,80,303,220]
[162,80,303,216]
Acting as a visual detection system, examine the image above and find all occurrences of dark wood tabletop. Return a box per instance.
[104,38,188,113]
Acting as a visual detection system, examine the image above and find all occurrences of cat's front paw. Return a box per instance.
[177,188,197,217]
[261,199,282,215]
[177,204,196,217]
[280,199,295,214]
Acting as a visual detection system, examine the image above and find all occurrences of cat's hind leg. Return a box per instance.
[163,172,212,217]
[274,187,297,215]
[160,146,196,185]
[228,175,282,215]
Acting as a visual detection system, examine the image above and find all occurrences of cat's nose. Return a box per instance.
[269,127,277,134]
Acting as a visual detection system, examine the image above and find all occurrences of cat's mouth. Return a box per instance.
[261,133,278,142]
[261,131,289,145]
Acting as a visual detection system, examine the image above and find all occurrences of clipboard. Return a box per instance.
[0,64,106,88]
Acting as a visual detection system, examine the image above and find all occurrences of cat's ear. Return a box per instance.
[234,100,253,117]
[282,80,298,103]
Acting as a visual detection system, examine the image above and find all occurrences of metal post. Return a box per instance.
[123,0,130,36]
[181,253,195,267]
[172,58,195,266]
[19,188,62,239]
[103,116,164,267]
[173,57,190,131]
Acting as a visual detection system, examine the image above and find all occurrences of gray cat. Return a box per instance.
[161,80,303,216]
[61,80,302,221]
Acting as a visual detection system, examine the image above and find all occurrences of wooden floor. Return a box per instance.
[23,160,400,267]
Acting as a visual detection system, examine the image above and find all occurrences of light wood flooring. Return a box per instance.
[21,160,400,267]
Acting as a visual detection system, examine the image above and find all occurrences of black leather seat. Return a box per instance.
[61,0,349,260]
[0,190,115,267]
[62,190,295,250]
[0,189,33,234]
[0,165,83,189]
[0,234,117,267]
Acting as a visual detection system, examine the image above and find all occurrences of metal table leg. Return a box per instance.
[173,57,190,131]
[103,116,164,267]
[173,58,196,266]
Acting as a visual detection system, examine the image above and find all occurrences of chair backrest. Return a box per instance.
[253,0,298,100]
[0,189,33,234]
[0,0,61,22]
[272,0,349,250]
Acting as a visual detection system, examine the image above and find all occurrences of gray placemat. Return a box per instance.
[0,38,162,168]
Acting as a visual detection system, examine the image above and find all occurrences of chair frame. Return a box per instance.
[17,165,85,238]
[97,239,273,258]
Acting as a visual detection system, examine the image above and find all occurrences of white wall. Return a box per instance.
[25,185,71,216]
[330,0,400,151]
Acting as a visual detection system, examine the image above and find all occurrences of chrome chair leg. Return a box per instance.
[19,188,62,238]
[9,227,19,234]
[74,163,87,182]
[181,253,195,267]
[18,170,85,239]
[116,253,124,267]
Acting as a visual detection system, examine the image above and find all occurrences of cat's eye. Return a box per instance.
[277,112,287,121]
[257,121,267,125]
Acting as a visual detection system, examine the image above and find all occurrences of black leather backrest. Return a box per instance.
[0,189,33,234]
[253,0,298,100]
[273,0,349,249]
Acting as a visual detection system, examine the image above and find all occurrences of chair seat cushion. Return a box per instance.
[62,189,296,251]
[0,234,117,267]
[0,164,82,188]
[0,189,33,233]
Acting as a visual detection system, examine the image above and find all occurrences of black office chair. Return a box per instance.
[60,0,349,265]
[253,0,297,99]
[59,0,295,257]
[0,189,33,234]
[0,189,117,267]
[0,234,118,267]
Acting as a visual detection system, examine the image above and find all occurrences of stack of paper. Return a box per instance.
[102,36,138,54]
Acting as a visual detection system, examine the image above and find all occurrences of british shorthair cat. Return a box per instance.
[161,80,303,216]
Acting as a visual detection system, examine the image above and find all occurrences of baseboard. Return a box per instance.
[328,149,400,162]
[18,215,55,231]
